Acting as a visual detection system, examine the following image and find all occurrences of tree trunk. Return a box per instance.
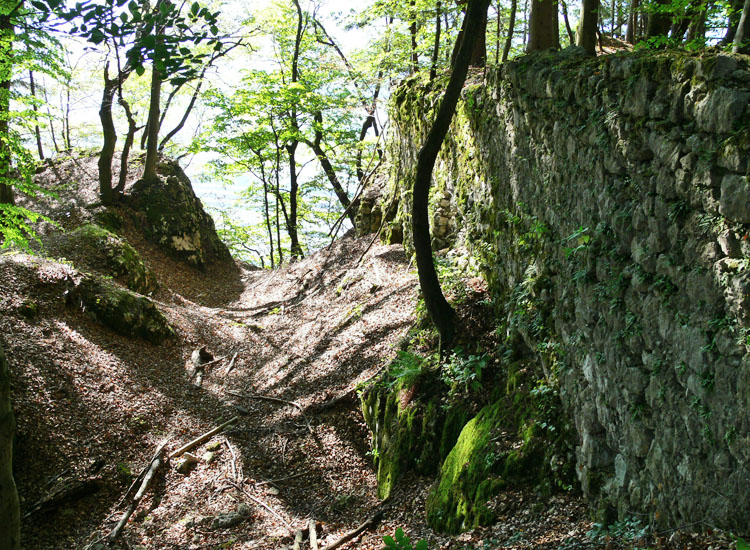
[721,0,744,44]
[307,112,353,223]
[42,82,60,154]
[98,67,123,205]
[560,0,576,45]
[502,0,517,62]
[578,0,599,54]
[430,0,442,81]
[29,71,44,160]
[0,342,20,550]
[413,0,491,352]
[626,0,639,43]
[527,0,559,51]
[116,96,138,196]
[410,0,419,74]
[287,0,305,259]
[734,0,750,52]
[142,66,162,182]
[0,10,14,207]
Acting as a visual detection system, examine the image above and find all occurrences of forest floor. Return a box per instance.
[1,162,736,549]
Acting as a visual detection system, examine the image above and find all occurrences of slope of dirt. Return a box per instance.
[2,157,735,550]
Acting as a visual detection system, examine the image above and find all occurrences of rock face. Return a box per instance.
[380,49,750,530]
[53,224,158,294]
[71,275,174,345]
[129,160,232,270]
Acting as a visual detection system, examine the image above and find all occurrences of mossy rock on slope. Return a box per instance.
[56,224,158,294]
[128,160,232,270]
[425,368,577,534]
[361,368,471,500]
[71,276,173,344]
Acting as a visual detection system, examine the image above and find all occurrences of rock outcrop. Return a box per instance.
[375,49,750,530]
[129,160,232,270]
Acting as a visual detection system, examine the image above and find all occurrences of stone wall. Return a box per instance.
[382,48,750,529]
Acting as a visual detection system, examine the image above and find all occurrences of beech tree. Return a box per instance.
[413,0,491,352]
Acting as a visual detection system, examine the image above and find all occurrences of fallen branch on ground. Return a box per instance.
[309,518,319,550]
[169,417,239,459]
[226,391,313,434]
[226,479,293,531]
[225,352,239,374]
[109,439,169,541]
[321,510,384,550]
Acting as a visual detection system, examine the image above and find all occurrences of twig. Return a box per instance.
[226,479,293,531]
[224,436,239,482]
[309,518,319,550]
[225,352,239,374]
[256,472,306,486]
[195,354,228,369]
[109,440,169,541]
[226,391,313,434]
[169,417,239,459]
[321,511,384,550]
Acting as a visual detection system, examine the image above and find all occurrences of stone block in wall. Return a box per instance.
[694,87,749,134]
[719,175,750,222]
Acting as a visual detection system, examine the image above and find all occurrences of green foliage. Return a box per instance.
[586,516,649,543]
[382,528,428,550]
[441,348,489,394]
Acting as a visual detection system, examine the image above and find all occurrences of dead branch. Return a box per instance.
[321,510,384,550]
[109,439,169,541]
[226,391,313,434]
[169,417,239,459]
[225,352,239,374]
[226,479,293,531]
[291,529,304,550]
[309,518,319,550]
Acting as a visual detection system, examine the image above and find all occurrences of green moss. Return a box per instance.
[60,224,158,294]
[425,399,505,534]
[73,275,173,344]
[361,366,470,500]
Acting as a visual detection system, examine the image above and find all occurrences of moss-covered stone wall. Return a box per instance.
[381,48,750,530]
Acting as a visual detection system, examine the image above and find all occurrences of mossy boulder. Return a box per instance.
[71,275,173,344]
[128,160,232,270]
[425,362,577,534]
[361,359,471,499]
[425,399,505,534]
[56,224,158,294]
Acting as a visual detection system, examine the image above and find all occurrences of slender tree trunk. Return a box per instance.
[734,0,750,52]
[98,64,131,204]
[0,342,20,550]
[142,66,162,182]
[64,85,71,150]
[430,0,442,81]
[578,0,599,54]
[116,96,138,196]
[627,0,639,43]
[256,157,275,269]
[502,0,517,62]
[413,0,491,352]
[28,71,44,160]
[410,0,419,74]
[495,0,501,65]
[560,0,576,45]
[42,83,60,154]
[306,112,354,223]
[0,10,14,207]
[522,0,529,46]
[527,0,559,50]
[286,0,305,259]
[721,0,744,44]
